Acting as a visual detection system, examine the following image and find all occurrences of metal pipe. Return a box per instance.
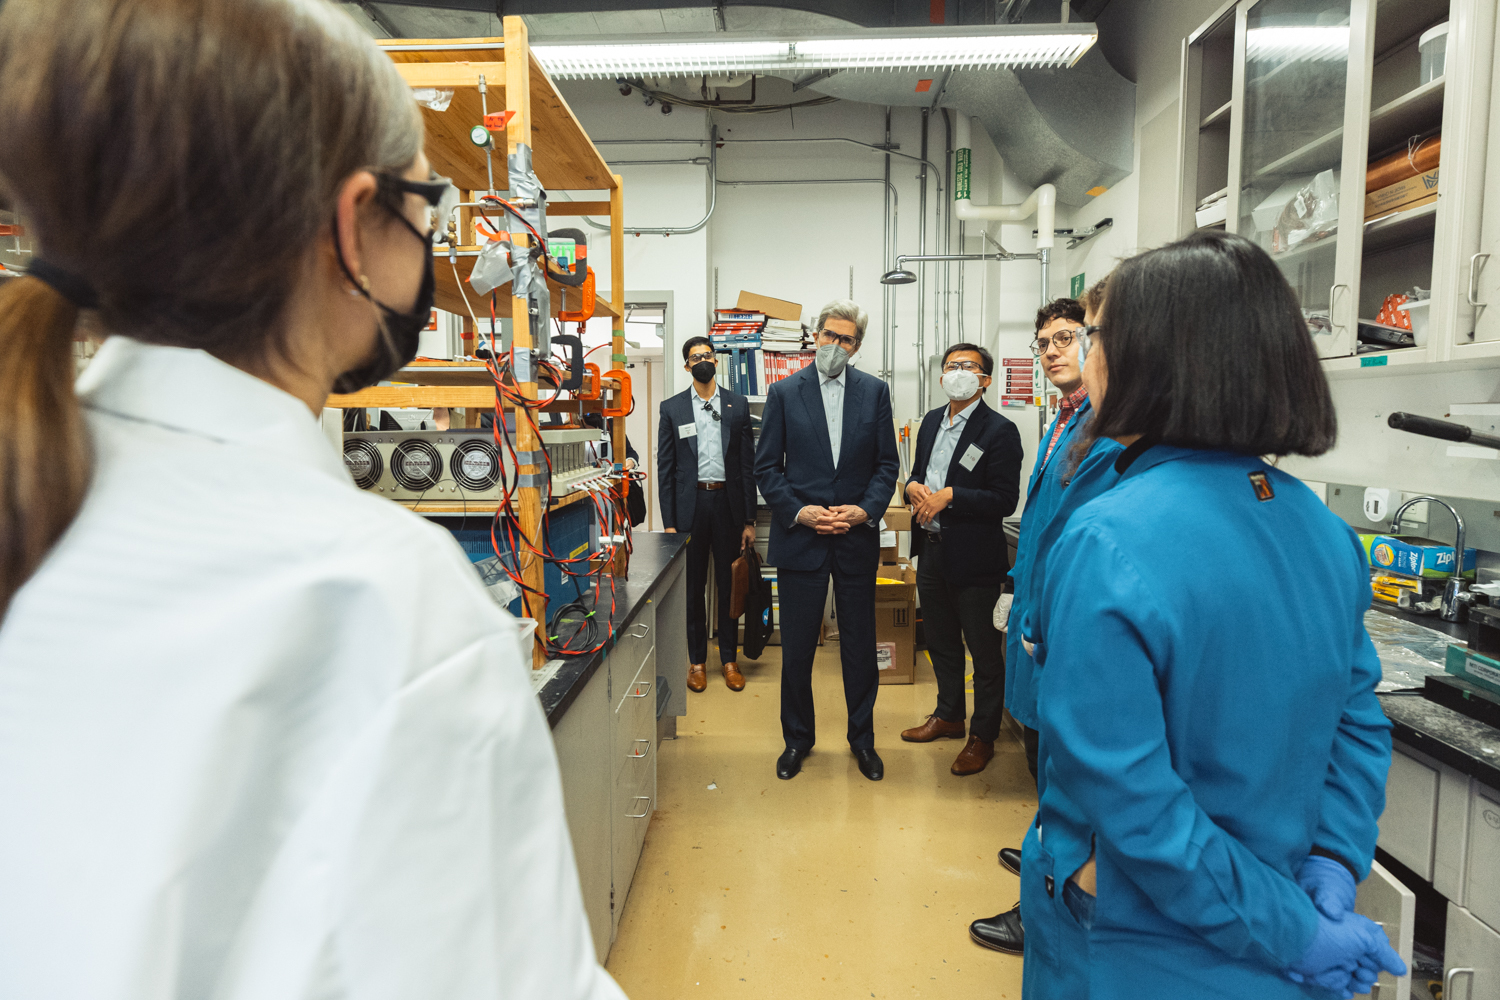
[918,108,928,413]
[592,135,944,177]
[884,107,894,391]
[1038,247,1050,305]
[478,75,495,195]
[577,125,718,236]
[943,109,953,351]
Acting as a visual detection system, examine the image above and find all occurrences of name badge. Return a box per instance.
[959,444,984,471]
[678,423,697,439]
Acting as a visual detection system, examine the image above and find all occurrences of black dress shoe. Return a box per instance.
[776,747,809,780]
[852,748,883,781]
[970,904,1024,954]
[998,847,1022,876]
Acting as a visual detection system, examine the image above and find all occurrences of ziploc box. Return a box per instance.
[1368,534,1476,579]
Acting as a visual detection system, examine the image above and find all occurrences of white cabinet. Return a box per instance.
[1464,783,1500,931]
[1381,747,1441,878]
[1444,902,1500,999]
[1354,861,1416,1000]
[553,663,613,962]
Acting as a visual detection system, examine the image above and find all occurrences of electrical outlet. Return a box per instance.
[1397,492,1429,526]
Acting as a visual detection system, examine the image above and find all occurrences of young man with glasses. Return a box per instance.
[754,300,899,781]
[900,344,1023,776]
[657,335,758,693]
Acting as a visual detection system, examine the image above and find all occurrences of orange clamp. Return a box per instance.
[579,362,602,401]
[603,368,632,418]
[557,266,596,323]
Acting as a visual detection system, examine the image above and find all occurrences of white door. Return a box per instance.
[1444,902,1500,1000]
[1354,860,1415,1000]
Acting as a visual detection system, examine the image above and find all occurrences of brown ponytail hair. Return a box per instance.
[0,0,421,617]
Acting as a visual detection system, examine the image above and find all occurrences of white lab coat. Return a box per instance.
[0,338,625,1000]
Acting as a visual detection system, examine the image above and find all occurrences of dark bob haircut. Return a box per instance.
[1035,297,1084,333]
[681,335,714,363]
[942,342,994,375]
[1091,229,1336,457]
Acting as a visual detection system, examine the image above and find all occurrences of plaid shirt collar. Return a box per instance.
[1043,385,1090,465]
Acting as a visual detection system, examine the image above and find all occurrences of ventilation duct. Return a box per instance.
[794,46,1133,207]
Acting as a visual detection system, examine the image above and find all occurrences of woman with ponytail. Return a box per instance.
[0,3,625,997]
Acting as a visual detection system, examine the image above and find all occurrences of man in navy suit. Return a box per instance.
[658,335,758,693]
[754,300,899,781]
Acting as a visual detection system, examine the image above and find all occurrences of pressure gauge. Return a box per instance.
[469,125,491,148]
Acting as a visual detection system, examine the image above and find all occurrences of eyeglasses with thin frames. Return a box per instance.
[1031,325,1099,357]
[942,360,986,373]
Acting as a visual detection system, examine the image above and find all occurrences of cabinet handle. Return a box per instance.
[629,680,653,698]
[625,795,651,819]
[1327,283,1348,332]
[1445,967,1475,997]
[629,623,650,639]
[1469,253,1490,306]
[627,738,650,759]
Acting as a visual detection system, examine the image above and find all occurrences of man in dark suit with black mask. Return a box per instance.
[754,300,899,782]
[658,335,757,693]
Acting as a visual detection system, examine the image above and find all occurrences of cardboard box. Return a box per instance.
[883,505,912,532]
[1369,534,1475,579]
[876,558,916,684]
[1364,169,1439,219]
[1445,643,1500,699]
[736,290,801,323]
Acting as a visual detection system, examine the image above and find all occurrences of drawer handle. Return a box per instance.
[628,623,650,639]
[629,680,653,698]
[1469,253,1490,307]
[1445,967,1475,996]
[627,738,650,759]
[625,795,651,819]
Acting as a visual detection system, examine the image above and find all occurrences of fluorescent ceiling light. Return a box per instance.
[532,25,1098,80]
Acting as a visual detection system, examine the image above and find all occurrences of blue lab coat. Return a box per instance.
[1004,399,1110,731]
[1013,435,1123,1000]
[1029,446,1391,999]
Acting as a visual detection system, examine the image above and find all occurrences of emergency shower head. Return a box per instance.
[880,268,917,285]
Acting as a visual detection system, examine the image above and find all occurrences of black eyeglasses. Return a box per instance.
[1031,325,1099,357]
[376,173,458,236]
[702,400,720,422]
[816,329,859,350]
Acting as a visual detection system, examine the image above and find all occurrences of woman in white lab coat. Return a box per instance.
[0,2,624,998]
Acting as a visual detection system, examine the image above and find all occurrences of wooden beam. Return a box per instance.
[504,14,547,668]
[392,62,507,90]
[327,386,499,408]
[547,201,611,216]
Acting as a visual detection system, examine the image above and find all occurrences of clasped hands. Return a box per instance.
[1282,856,1406,998]
[796,505,868,535]
[905,482,952,527]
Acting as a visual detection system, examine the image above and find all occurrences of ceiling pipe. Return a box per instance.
[953,113,1053,303]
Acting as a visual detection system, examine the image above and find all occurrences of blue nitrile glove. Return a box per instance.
[1297,854,1358,919]
[1284,911,1407,998]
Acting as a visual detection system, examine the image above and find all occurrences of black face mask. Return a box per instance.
[332,209,435,394]
[690,359,716,384]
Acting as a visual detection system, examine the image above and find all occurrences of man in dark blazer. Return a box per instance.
[754,300,899,782]
[658,335,758,693]
[900,343,1023,776]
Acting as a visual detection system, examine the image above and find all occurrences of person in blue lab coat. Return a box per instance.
[969,294,1100,955]
[1025,230,1405,999]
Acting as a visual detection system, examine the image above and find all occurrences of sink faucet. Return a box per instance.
[1389,496,1469,622]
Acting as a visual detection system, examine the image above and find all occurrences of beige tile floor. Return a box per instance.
[605,643,1037,999]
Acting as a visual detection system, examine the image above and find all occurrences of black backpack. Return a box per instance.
[740,549,774,660]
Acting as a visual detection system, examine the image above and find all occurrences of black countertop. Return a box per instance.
[1371,604,1500,791]
[538,532,687,729]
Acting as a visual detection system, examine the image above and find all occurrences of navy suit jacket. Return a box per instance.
[753,364,899,573]
[656,386,756,531]
[906,399,1023,587]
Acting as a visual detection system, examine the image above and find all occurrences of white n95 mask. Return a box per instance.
[941,369,980,401]
[815,342,849,378]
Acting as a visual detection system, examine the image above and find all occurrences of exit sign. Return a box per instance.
[1070,273,1085,297]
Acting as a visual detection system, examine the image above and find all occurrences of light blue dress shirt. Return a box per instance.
[692,386,724,482]
[921,402,974,533]
[820,368,845,468]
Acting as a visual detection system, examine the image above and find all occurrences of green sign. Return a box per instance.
[1070,272,1086,297]
[1360,355,1389,367]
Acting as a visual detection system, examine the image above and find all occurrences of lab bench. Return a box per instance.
[538,532,688,963]
[1368,607,1500,998]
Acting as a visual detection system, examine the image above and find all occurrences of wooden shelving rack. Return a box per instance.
[328,17,628,666]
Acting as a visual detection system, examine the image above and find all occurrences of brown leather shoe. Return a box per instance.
[900,715,966,743]
[687,664,707,693]
[723,662,745,691]
[951,736,995,775]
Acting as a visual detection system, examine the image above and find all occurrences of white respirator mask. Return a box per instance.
[940,368,981,401]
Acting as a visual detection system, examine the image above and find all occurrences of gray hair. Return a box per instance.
[814,299,869,346]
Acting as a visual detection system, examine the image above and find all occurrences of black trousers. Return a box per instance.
[777,551,879,751]
[685,488,740,665]
[915,539,1006,743]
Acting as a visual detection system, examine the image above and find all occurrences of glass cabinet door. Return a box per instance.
[1235,0,1373,358]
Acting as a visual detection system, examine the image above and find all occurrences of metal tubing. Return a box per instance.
[918,108,929,413]
[578,126,718,235]
[884,107,894,390]
[478,76,496,195]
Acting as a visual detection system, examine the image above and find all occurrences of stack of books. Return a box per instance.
[709,308,765,350]
[760,318,807,351]
[712,346,816,396]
